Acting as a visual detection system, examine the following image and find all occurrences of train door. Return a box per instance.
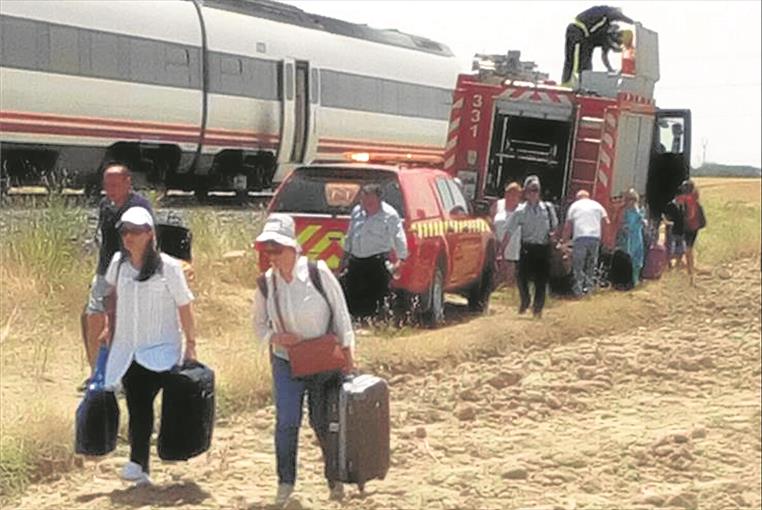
[277,59,311,169]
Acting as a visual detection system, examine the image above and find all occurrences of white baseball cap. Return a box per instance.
[255,213,299,249]
[117,206,154,230]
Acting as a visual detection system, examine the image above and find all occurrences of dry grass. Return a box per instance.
[0,177,759,500]
[692,177,761,266]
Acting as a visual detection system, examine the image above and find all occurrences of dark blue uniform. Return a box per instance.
[96,193,153,275]
[562,6,633,86]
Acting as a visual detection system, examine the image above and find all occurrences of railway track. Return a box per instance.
[0,188,274,209]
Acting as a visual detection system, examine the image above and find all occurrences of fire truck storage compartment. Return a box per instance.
[486,114,572,203]
[611,112,655,199]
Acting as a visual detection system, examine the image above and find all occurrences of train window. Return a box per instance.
[165,47,191,86]
[285,63,294,100]
[379,79,399,115]
[50,26,80,74]
[91,32,119,79]
[207,52,277,99]
[1,17,39,69]
[310,68,319,104]
[166,47,189,66]
[397,82,421,117]
[250,58,278,99]
[221,56,243,75]
[220,56,244,94]
[357,75,381,112]
[320,69,450,120]
[130,38,162,84]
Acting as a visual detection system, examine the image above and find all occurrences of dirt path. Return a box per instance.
[11,260,761,510]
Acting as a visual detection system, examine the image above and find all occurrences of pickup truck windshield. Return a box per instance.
[271,167,405,217]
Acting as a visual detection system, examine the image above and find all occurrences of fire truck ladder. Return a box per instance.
[567,113,604,201]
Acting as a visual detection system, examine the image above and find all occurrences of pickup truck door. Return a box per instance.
[446,179,483,283]
[434,177,481,288]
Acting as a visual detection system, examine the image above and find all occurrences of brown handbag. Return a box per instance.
[270,265,348,378]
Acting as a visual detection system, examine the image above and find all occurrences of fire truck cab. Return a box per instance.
[444,23,691,248]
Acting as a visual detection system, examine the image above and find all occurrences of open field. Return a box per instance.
[1,177,760,507]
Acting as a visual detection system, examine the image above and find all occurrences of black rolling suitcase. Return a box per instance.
[326,374,390,491]
[610,249,634,290]
[75,346,119,456]
[158,361,215,461]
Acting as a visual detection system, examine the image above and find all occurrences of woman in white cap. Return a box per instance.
[102,206,196,486]
[253,213,355,507]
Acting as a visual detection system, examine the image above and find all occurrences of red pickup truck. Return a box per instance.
[261,163,496,326]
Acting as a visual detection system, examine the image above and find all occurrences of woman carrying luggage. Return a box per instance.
[616,189,647,286]
[253,213,355,507]
[102,207,197,486]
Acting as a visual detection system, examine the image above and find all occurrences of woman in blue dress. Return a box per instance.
[617,189,647,286]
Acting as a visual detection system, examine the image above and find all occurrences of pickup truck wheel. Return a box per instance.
[468,252,495,313]
[421,265,445,328]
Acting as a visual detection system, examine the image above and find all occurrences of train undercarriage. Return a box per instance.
[0,142,278,200]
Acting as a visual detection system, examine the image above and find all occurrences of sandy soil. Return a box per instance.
[9,259,761,510]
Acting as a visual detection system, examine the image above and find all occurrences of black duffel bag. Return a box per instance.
[158,361,215,461]
[610,249,634,290]
[156,224,192,262]
[75,346,119,456]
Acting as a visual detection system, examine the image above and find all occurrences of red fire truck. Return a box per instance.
[443,24,691,248]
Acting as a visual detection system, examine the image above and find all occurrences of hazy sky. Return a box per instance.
[283,1,761,168]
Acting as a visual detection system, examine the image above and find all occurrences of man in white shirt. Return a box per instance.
[564,190,610,297]
[341,183,408,319]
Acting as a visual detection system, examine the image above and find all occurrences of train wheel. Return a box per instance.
[194,187,209,203]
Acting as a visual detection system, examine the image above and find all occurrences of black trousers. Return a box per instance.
[562,24,594,84]
[344,254,390,318]
[122,361,170,474]
[518,243,551,314]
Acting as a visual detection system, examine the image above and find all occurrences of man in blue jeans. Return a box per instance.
[564,190,610,297]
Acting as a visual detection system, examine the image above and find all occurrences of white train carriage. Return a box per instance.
[0,0,460,195]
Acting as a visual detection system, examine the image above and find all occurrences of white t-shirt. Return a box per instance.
[494,207,521,262]
[103,252,194,388]
[566,198,608,239]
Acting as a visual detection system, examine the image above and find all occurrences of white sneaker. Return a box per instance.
[134,472,152,486]
[274,483,294,507]
[328,481,344,501]
[120,461,145,481]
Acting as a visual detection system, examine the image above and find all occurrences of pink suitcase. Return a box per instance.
[642,243,667,279]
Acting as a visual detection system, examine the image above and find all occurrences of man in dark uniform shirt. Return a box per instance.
[561,5,633,87]
[82,162,153,372]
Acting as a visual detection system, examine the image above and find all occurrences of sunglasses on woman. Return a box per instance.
[119,225,152,236]
[257,241,285,255]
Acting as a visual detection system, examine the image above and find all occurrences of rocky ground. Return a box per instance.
[9,259,761,510]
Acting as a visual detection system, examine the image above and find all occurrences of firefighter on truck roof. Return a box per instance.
[561,5,634,88]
